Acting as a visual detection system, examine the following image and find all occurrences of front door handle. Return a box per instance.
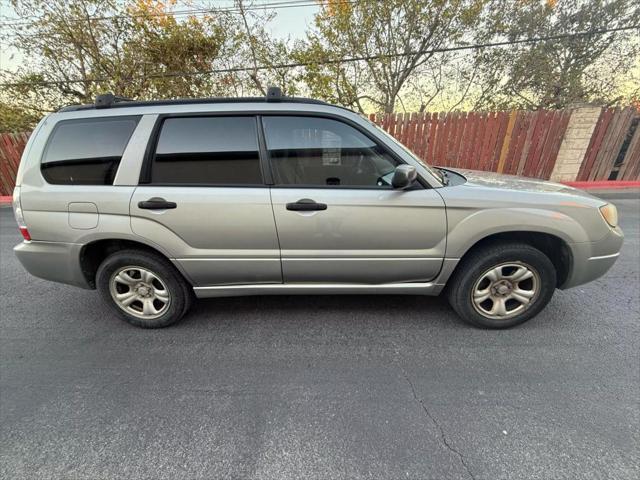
[138,197,177,210]
[286,198,328,211]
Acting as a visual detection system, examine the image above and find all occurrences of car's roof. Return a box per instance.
[54,89,363,124]
[57,88,358,116]
[53,101,363,129]
[58,95,338,112]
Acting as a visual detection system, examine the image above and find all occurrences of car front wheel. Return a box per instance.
[446,242,556,328]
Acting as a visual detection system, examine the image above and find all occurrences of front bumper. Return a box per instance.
[562,226,624,289]
[14,241,92,289]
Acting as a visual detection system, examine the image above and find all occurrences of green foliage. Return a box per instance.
[473,0,640,109]
[0,0,637,130]
[232,0,301,97]
[0,101,40,132]
[1,0,249,111]
[294,0,490,113]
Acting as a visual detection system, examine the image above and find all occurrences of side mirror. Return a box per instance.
[391,165,417,189]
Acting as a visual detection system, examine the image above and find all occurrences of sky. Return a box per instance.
[0,0,320,73]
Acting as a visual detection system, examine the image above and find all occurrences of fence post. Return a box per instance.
[549,105,602,182]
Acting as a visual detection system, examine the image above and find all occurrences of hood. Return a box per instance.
[447,168,596,198]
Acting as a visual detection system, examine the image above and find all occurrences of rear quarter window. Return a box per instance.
[41,116,139,185]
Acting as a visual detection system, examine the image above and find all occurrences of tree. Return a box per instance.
[0,101,40,132]
[472,0,640,109]
[1,0,637,123]
[0,0,242,111]
[232,0,301,96]
[294,0,488,113]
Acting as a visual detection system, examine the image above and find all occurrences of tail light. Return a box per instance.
[12,187,31,241]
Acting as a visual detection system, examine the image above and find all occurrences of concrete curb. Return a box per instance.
[588,189,640,200]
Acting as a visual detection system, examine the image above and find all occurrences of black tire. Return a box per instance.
[446,242,556,329]
[96,249,193,328]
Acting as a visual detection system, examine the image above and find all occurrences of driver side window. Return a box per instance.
[262,116,400,187]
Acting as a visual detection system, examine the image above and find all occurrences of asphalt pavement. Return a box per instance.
[1,195,638,480]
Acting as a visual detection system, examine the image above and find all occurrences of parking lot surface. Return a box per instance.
[1,196,638,480]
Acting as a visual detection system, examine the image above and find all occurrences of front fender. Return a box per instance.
[444,207,590,259]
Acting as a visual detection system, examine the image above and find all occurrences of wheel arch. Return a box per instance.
[79,238,194,288]
[448,230,573,288]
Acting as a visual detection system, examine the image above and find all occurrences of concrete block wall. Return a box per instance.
[550,106,601,182]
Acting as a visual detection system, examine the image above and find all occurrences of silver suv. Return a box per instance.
[12,90,623,329]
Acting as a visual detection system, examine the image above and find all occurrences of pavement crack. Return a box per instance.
[401,370,476,480]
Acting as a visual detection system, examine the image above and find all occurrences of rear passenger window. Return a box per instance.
[150,116,263,185]
[42,117,139,185]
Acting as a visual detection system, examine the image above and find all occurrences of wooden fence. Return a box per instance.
[369,110,572,179]
[577,107,640,181]
[1,106,639,195]
[0,133,29,196]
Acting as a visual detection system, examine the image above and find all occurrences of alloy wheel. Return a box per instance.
[109,266,171,319]
[471,262,540,320]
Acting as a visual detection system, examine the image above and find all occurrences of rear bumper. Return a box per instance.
[562,226,624,289]
[14,241,92,289]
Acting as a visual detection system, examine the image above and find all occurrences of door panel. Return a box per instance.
[130,187,281,286]
[130,115,281,287]
[270,188,447,284]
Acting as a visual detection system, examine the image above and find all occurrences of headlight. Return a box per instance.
[599,203,618,228]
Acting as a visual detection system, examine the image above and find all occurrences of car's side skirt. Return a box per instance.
[193,282,444,298]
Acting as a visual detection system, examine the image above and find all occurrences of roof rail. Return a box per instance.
[57,86,347,113]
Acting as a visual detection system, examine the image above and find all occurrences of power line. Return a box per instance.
[1,1,321,26]
[1,24,638,88]
[0,0,348,28]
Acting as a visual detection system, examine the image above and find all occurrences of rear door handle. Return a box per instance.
[138,197,177,210]
[286,198,328,211]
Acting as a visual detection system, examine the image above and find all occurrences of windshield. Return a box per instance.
[367,119,445,185]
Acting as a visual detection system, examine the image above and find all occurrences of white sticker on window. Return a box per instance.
[321,130,342,166]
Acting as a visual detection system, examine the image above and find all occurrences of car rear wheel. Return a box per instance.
[446,242,556,328]
[96,249,193,328]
